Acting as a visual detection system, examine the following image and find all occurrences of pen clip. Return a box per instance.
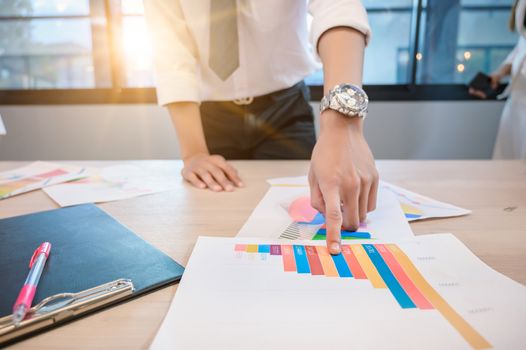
[29,242,51,269]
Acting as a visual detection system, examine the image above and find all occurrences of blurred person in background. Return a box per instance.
[470,0,526,159]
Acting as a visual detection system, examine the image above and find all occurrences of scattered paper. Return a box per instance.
[267,176,471,222]
[237,185,414,241]
[0,161,87,200]
[44,164,178,207]
[151,234,526,350]
[380,181,471,221]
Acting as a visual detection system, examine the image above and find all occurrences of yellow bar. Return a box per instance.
[246,244,258,253]
[315,246,338,277]
[350,245,386,288]
[386,244,491,350]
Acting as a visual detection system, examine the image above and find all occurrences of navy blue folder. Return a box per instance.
[0,204,184,340]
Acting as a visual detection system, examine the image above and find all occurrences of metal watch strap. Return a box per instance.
[320,83,369,119]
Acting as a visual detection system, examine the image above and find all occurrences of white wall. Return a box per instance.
[0,101,504,160]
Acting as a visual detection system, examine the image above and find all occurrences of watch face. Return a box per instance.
[332,84,368,115]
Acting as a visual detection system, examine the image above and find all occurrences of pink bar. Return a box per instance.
[234,244,247,252]
[375,244,434,310]
[281,245,297,272]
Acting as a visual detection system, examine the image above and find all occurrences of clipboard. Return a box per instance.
[0,279,134,345]
[0,204,185,346]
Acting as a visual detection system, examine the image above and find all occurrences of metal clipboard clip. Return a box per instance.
[0,279,134,345]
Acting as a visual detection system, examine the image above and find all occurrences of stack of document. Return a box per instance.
[151,176,525,350]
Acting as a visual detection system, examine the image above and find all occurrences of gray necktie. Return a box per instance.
[209,0,239,80]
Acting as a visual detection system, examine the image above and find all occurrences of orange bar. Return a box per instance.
[386,244,491,350]
[281,245,296,272]
[350,245,386,288]
[246,244,258,253]
[315,246,338,277]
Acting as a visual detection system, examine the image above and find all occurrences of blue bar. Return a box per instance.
[258,245,270,253]
[331,253,352,277]
[293,245,310,274]
[362,244,416,309]
[316,228,371,239]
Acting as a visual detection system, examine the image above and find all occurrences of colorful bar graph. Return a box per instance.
[293,245,310,274]
[313,228,371,240]
[234,242,491,350]
[258,245,270,253]
[331,253,352,278]
[281,245,296,272]
[246,244,258,253]
[375,244,433,310]
[363,244,416,309]
[270,245,281,255]
[350,245,387,288]
[386,244,492,349]
[315,246,339,277]
[305,246,324,275]
[234,244,247,252]
[341,245,367,279]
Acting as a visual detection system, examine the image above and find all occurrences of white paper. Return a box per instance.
[0,161,88,200]
[238,185,414,240]
[380,181,471,221]
[150,234,526,350]
[43,164,179,207]
[267,176,471,222]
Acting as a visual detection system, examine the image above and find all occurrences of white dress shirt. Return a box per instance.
[144,0,371,106]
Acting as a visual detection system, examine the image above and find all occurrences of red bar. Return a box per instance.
[341,245,367,279]
[305,245,324,275]
[281,245,296,272]
[375,244,434,310]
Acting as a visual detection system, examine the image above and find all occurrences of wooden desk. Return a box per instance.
[1,160,525,349]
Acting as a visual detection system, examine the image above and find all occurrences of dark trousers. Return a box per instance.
[200,81,316,160]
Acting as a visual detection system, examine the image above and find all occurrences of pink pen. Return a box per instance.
[12,242,52,325]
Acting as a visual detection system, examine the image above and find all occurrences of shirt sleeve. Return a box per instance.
[308,0,371,56]
[143,0,201,105]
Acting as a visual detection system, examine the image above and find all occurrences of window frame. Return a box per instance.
[0,0,513,104]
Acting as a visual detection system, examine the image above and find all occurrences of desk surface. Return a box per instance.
[1,160,525,350]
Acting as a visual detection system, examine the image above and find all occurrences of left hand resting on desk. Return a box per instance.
[308,110,378,255]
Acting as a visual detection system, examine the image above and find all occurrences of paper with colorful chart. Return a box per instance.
[150,234,526,350]
[0,161,87,200]
[380,181,471,221]
[43,164,178,207]
[267,176,470,222]
[237,184,414,241]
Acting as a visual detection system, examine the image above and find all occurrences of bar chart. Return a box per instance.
[234,242,491,350]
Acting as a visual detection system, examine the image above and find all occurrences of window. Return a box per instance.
[416,0,517,84]
[0,0,519,102]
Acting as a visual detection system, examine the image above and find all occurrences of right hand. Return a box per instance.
[468,73,502,99]
[181,153,243,192]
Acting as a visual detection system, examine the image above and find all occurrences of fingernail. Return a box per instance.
[226,185,234,191]
[330,242,341,255]
[213,186,221,191]
[199,184,205,189]
[237,181,244,187]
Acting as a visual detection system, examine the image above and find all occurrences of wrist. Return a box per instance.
[182,149,209,163]
[319,109,364,134]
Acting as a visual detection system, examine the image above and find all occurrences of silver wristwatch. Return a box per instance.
[320,83,369,119]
